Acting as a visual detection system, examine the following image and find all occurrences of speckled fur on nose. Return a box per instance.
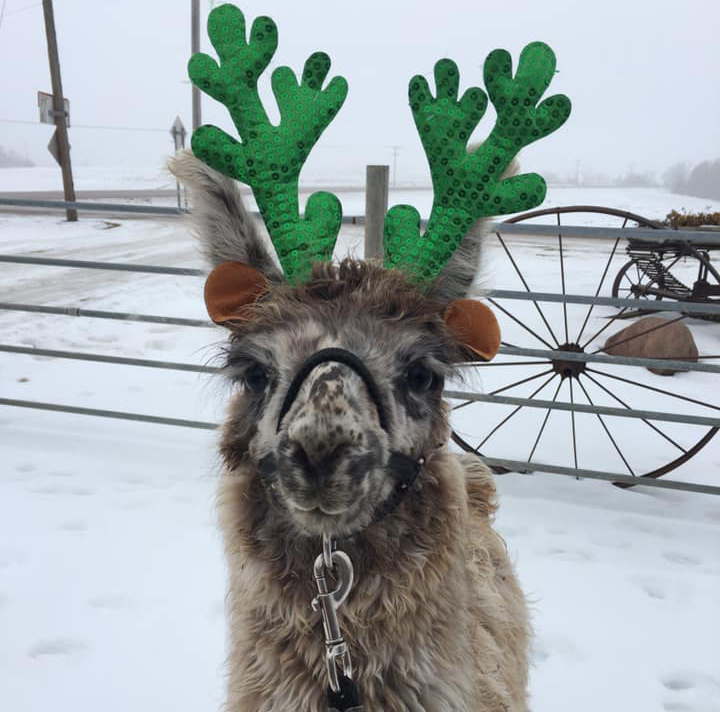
[286,363,370,466]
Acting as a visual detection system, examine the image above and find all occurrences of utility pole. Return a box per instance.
[42,0,77,221]
[191,0,201,131]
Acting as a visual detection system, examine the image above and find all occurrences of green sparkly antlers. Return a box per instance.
[385,46,571,281]
[189,4,347,283]
[189,5,571,285]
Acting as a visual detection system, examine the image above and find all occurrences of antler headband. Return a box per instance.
[188,4,571,287]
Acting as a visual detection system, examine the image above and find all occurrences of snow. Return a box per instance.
[0,166,178,193]
[1,208,719,712]
[2,165,720,225]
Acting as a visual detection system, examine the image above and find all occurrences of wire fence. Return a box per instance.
[1,222,719,496]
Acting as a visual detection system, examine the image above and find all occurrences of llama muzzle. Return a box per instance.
[274,348,423,527]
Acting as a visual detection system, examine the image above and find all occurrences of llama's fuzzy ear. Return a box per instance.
[204,261,269,325]
[444,299,501,361]
[168,150,284,284]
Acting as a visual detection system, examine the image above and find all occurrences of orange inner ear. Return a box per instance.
[204,261,269,325]
[444,299,501,361]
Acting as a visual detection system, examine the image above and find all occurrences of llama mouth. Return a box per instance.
[290,501,350,516]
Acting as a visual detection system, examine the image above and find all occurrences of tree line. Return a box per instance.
[663,159,720,200]
[0,145,34,168]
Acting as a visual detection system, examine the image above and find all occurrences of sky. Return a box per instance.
[0,0,718,185]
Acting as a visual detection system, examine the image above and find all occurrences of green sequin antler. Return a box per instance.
[384,42,571,284]
[188,4,348,283]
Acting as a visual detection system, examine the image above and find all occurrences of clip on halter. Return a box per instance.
[313,536,364,711]
[312,535,355,694]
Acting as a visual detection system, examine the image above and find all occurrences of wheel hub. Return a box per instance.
[551,342,586,379]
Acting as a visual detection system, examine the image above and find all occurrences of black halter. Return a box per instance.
[276,348,423,515]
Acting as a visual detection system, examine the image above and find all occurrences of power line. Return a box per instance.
[0,118,168,133]
[2,1,41,21]
[0,119,408,149]
[10,1,41,13]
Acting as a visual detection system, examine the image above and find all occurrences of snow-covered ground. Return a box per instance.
[2,165,720,225]
[1,211,719,712]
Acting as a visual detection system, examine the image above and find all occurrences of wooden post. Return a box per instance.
[42,0,77,222]
[364,165,389,260]
[191,0,201,132]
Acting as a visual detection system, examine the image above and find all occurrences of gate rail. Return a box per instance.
[2,226,719,495]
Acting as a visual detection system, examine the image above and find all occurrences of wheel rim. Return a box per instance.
[611,258,664,303]
[451,205,719,483]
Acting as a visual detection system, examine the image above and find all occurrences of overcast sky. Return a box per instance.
[0,0,718,184]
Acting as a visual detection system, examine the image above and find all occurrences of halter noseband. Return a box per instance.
[277,348,391,434]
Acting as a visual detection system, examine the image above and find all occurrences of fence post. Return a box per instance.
[364,165,389,260]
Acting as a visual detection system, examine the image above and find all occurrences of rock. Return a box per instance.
[603,316,698,376]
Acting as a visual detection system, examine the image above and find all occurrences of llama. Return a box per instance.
[171,6,570,710]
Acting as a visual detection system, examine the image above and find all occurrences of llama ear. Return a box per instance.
[444,299,501,361]
[204,261,269,325]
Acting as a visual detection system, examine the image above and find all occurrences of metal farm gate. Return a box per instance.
[1,204,719,496]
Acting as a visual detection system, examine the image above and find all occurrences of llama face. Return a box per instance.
[219,264,458,537]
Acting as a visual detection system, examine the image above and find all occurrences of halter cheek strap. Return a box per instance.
[276,348,422,506]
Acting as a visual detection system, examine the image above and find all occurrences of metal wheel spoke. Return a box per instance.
[496,232,561,346]
[576,235,623,344]
[476,372,558,451]
[527,378,564,461]
[580,307,629,350]
[568,378,578,469]
[489,368,555,396]
[451,366,551,412]
[587,368,720,412]
[591,314,686,355]
[576,378,635,475]
[451,399,476,413]
[583,372,686,453]
[557,214,569,343]
[488,299,556,350]
[664,255,683,274]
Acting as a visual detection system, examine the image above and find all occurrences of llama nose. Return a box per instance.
[287,418,356,473]
[289,439,350,477]
[284,360,369,475]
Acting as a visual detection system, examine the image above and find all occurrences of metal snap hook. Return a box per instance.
[312,541,355,693]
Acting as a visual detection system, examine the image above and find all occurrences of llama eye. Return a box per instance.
[242,363,269,394]
[405,361,435,392]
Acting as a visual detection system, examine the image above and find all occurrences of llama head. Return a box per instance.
[171,5,570,537]
[170,148,499,538]
[214,258,481,537]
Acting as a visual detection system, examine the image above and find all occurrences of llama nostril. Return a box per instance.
[290,441,349,477]
[291,442,314,475]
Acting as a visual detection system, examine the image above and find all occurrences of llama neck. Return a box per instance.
[219,451,470,627]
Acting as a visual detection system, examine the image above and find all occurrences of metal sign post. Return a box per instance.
[41,0,77,222]
[170,116,187,210]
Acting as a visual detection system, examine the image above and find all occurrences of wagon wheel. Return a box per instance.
[611,257,666,309]
[450,205,719,484]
